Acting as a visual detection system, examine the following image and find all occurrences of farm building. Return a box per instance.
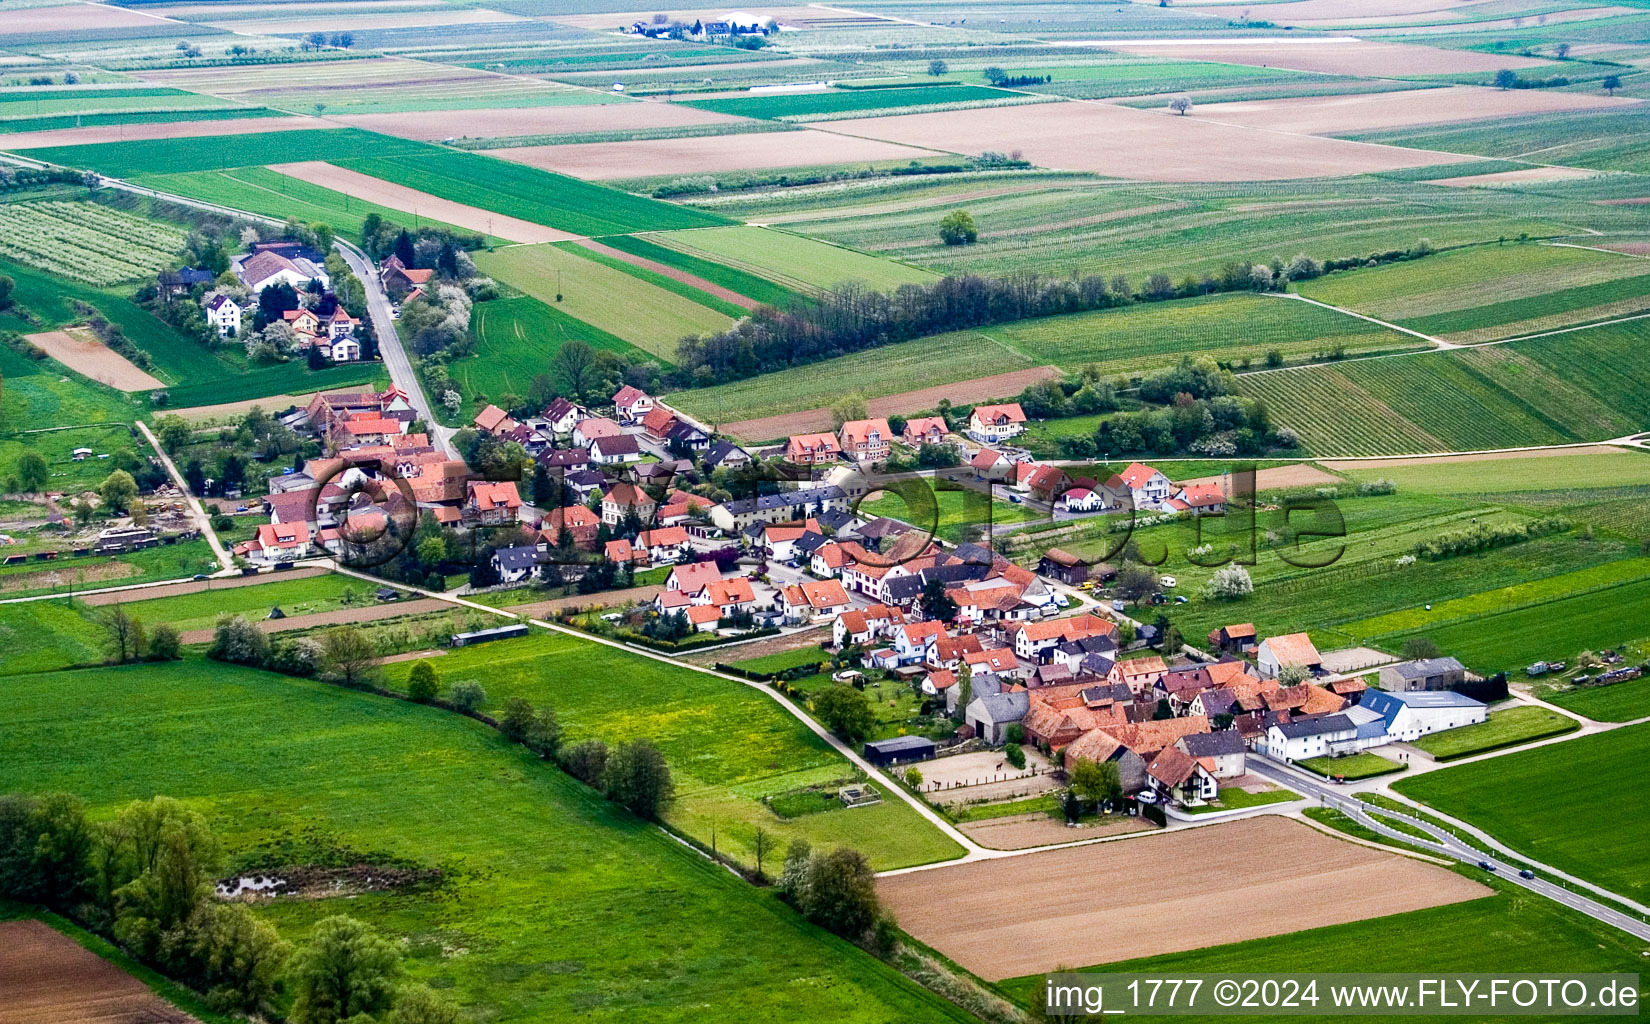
[451,623,531,647]
[1378,657,1468,692]
[1357,689,1487,742]
[864,735,936,766]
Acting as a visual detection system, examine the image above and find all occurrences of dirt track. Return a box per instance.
[178,597,449,643]
[958,811,1152,851]
[0,919,197,1024]
[25,330,163,392]
[80,567,330,606]
[878,815,1489,981]
[720,365,1061,441]
[1173,464,1343,490]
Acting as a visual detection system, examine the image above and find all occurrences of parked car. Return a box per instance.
[1159,575,1177,588]
[1112,599,1127,612]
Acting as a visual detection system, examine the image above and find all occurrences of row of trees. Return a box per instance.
[0,793,456,1023]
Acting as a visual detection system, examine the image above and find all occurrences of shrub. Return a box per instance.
[449,679,486,711]
[560,739,609,786]
[1205,564,1254,599]
[1003,743,1025,769]
[208,615,269,666]
[602,739,673,819]
[938,210,978,246]
[406,659,440,702]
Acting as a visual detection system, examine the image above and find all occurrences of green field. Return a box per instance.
[0,342,136,431]
[0,86,232,119]
[1298,752,1405,779]
[461,294,646,407]
[554,240,747,318]
[983,57,1322,99]
[1396,724,1650,901]
[667,331,1039,430]
[381,630,964,871]
[7,128,428,176]
[1346,108,1650,174]
[336,149,730,236]
[1410,706,1578,761]
[1297,244,1650,343]
[679,84,1021,119]
[651,226,937,292]
[1550,677,1650,723]
[135,166,505,246]
[0,106,281,134]
[1239,318,1650,456]
[997,875,1648,1017]
[0,599,105,675]
[1330,450,1650,496]
[0,657,976,1023]
[597,233,799,307]
[475,244,730,361]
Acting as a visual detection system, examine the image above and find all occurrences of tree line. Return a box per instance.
[0,792,457,1023]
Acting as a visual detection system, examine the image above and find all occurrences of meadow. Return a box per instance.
[650,226,937,292]
[857,487,1041,543]
[0,343,137,431]
[1296,243,1650,342]
[379,629,965,871]
[996,881,1649,1017]
[0,107,282,134]
[1408,706,1578,761]
[680,84,1021,120]
[0,538,221,599]
[460,294,645,409]
[1297,752,1403,780]
[555,240,747,318]
[1395,724,1650,902]
[102,571,374,633]
[0,598,105,675]
[474,244,730,362]
[1238,318,1650,456]
[0,657,976,1024]
[0,420,134,494]
[0,86,232,119]
[1329,450,1650,496]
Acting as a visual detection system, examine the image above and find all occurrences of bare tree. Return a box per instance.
[100,605,146,664]
[752,826,773,881]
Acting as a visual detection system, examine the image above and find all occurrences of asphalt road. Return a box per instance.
[1250,756,1650,942]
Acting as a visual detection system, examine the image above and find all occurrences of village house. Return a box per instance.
[602,481,657,527]
[838,418,893,463]
[709,485,847,533]
[786,432,841,465]
[204,294,241,336]
[1115,655,1169,697]
[612,385,655,424]
[967,402,1027,443]
[965,691,1030,744]
[902,416,948,447]
[491,545,543,585]
[634,525,691,565]
[1264,713,1358,761]
[1208,623,1258,654]
[1256,632,1324,679]
[473,404,519,437]
[538,504,601,549]
[667,560,723,597]
[572,417,623,449]
[1175,730,1247,778]
[604,538,648,566]
[695,576,757,616]
[590,433,643,465]
[465,480,521,526]
[254,521,312,562]
[1013,613,1116,662]
[702,439,751,472]
[1168,481,1228,515]
[542,397,586,435]
[1106,462,1173,511]
[378,255,433,300]
[1056,486,1109,514]
[1145,748,1219,806]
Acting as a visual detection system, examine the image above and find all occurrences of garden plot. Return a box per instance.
[1092,39,1558,77]
[335,99,744,141]
[1188,86,1639,136]
[816,101,1473,181]
[266,161,579,243]
[491,128,939,180]
[879,815,1487,982]
[0,113,322,150]
[25,329,162,391]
